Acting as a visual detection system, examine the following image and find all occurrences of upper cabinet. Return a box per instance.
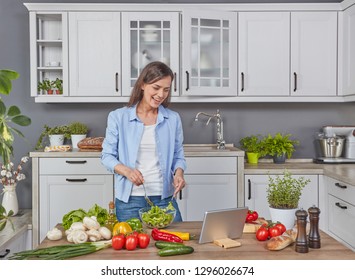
[238,11,337,97]
[291,12,337,96]
[182,11,237,96]
[29,12,68,97]
[69,12,121,97]
[121,12,180,96]
[238,12,290,96]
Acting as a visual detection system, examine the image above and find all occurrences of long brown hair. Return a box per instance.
[127,61,174,107]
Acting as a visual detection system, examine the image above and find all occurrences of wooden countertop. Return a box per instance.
[38,222,354,260]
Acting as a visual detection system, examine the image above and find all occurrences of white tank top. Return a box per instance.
[131,124,163,196]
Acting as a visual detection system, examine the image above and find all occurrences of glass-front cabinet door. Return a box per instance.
[182,11,237,96]
[121,12,180,96]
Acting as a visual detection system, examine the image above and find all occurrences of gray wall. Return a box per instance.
[1,0,353,209]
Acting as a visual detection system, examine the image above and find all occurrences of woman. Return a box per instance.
[101,61,186,222]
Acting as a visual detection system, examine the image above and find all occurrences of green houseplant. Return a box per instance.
[68,122,89,149]
[239,134,266,164]
[263,133,299,163]
[36,124,71,149]
[53,78,63,95]
[37,79,54,95]
[267,170,310,229]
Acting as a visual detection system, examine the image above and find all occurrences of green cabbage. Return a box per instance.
[87,204,108,226]
[62,209,87,230]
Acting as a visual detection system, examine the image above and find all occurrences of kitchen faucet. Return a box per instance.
[194,109,226,150]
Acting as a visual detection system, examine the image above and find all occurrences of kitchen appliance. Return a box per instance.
[315,125,355,163]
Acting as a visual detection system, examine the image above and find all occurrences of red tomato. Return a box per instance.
[112,234,126,250]
[251,211,258,221]
[256,226,269,241]
[246,210,259,222]
[125,235,138,250]
[137,233,150,249]
[269,226,282,237]
[274,223,286,234]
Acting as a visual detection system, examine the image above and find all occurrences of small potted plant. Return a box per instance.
[37,79,53,95]
[263,133,299,164]
[68,122,89,149]
[267,170,310,229]
[53,78,63,95]
[36,124,71,149]
[239,134,266,164]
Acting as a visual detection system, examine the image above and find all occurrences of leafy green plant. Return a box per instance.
[267,170,310,209]
[0,69,31,164]
[0,205,14,231]
[53,78,63,93]
[68,122,88,135]
[239,134,266,156]
[35,124,71,150]
[263,133,299,158]
[37,79,53,92]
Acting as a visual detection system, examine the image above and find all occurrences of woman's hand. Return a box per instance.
[115,164,144,186]
[172,168,185,197]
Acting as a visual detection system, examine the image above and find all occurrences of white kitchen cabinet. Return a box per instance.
[177,157,238,221]
[0,230,32,259]
[29,12,68,97]
[121,12,180,96]
[338,3,355,96]
[33,157,113,244]
[69,12,121,97]
[291,12,337,96]
[244,174,319,220]
[182,10,237,96]
[324,176,355,250]
[238,12,290,96]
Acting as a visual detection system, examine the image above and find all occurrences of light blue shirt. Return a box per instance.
[101,104,186,203]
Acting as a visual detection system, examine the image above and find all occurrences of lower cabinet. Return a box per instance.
[325,176,355,250]
[33,157,114,245]
[0,229,32,260]
[244,174,319,221]
[177,156,239,221]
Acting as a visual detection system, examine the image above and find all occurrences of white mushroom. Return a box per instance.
[70,222,86,231]
[71,230,88,244]
[87,229,102,242]
[83,216,100,230]
[99,226,112,240]
[46,227,63,241]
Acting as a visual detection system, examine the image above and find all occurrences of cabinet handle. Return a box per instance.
[335,202,347,210]
[179,190,182,200]
[293,72,297,92]
[174,72,177,92]
[241,72,244,92]
[115,72,119,92]
[248,179,251,200]
[185,71,189,91]
[335,182,347,189]
[0,249,10,258]
[65,160,87,164]
[66,178,87,182]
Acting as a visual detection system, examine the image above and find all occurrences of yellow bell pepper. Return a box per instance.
[160,229,190,241]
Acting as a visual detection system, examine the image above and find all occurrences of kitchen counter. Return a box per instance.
[0,209,32,250]
[37,222,354,260]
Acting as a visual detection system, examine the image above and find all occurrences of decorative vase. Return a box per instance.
[269,207,296,229]
[49,134,64,146]
[246,152,259,164]
[273,153,286,164]
[1,184,19,216]
[71,134,87,149]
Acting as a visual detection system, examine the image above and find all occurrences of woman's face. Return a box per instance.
[141,76,172,108]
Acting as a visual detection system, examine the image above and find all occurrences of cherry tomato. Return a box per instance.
[137,233,150,249]
[125,235,138,250]
[112,234,126,250]
[246,210,259,222]
[256,226,269,241]
[274,223,286,234]
[268,226,282,237]
[251,211,258,221]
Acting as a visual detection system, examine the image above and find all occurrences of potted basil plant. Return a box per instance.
[263,133,299,164]
[239,134,266,164]
[68,122,89,149]
[36,124,71,149]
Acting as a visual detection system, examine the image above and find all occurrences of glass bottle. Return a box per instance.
[104,201,118,232]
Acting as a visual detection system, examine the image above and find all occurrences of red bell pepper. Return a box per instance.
[151,228,183,243]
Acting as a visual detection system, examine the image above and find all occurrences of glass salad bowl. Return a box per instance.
[139,205,176,229]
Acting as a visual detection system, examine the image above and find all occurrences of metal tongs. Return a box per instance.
[142,183,154,207]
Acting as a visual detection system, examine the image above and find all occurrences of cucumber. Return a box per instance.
[155,241,187,249]
[158,246,194,257]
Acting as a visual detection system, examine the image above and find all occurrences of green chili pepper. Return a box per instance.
[126,218,143,231]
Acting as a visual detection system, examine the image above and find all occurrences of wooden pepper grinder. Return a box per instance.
[308,206,321,249]
[295,209,309,253]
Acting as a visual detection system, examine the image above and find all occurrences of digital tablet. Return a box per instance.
[198,207,248,244]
